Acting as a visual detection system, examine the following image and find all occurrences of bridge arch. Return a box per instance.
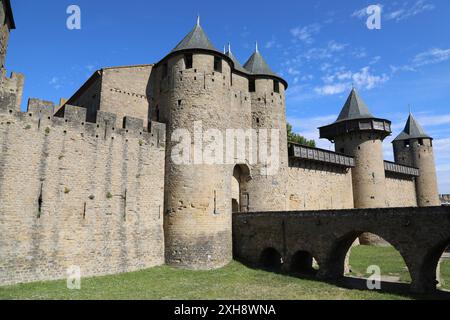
[290,250,319,276]
[319,230,413,284]
[260,247,283,271]
[412,237,450,293]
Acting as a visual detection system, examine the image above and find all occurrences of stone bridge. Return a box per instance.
[232,206,450,294]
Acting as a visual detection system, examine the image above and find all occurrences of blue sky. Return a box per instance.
[5,0,450,193]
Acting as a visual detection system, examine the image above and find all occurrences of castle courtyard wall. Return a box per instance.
[0,97,166,285]
[287,161,354,210]
[385,173,417,207]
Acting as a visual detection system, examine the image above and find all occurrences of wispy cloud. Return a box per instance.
[390,47,450,74]
[351,1,434,22]
[413,48,450,66]
[49,77,63,90]
[315,67,389,96]
[290,24,321,44]
[385,0,435,21]
[351,4,383,19]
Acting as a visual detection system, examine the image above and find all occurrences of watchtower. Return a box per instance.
[393,113,440,207]
[319,89,392,209]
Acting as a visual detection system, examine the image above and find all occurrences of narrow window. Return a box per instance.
[418,138,424,146]
[404,140,410,148]
[162,63,168,78]
[184,53,193,69]
[214,56,222,73]
[155,105,160,122]
[249,79,256,92]
[273,80,280,93]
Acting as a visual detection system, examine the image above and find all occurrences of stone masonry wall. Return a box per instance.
[385,173,417,207]
[287,160,354,210]
[100,66,153,129]
[0,95,166,285]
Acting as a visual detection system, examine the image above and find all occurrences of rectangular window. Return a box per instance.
[214,56,222,73]
[418,138,424,146]
[404,140,410,148]
[249,79,256,92]
[184,54,193,69]
[273,80,280,93]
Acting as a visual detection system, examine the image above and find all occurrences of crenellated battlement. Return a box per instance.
[0,94,166,148]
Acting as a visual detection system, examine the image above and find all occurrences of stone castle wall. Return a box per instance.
[100,66,153,128]
[287,160,354,210]
[0,95,166,285]
[385,173,417,207]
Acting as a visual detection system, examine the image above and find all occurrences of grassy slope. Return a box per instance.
[1,246,448,300]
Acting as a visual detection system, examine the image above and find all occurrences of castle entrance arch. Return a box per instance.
[232,165,250,213]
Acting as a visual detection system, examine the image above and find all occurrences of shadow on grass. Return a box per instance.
[236,258,450,300]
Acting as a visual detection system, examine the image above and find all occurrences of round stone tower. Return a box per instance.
[393,113,440,207]
[319,89,392,209]
[152,19,236,269]
[241,44,289,212]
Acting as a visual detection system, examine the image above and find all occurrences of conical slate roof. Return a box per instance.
[243,44,278,77]
[171,19,220,54]
[393,113,431,141]
[335,89,374,123]
[225,44,247,73]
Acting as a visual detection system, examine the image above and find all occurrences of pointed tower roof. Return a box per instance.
[225,43,247,73]
[243,42,279,77]
[319,89,392,141]
[393,113,432,141]
[335,88,374,123]
[171,17,220,54]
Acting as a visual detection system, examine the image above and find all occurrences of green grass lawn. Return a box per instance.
[348,246,450,291]
[1,246,449,300]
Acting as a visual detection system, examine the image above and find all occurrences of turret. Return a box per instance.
[153,18,235,269]
[319,89,392,209]
[241,43,289,211]
[393,113,440,207]
[0,0,15,70]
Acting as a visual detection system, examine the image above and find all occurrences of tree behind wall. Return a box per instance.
[287,123,316,148]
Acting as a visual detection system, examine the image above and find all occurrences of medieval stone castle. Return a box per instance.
[0,1,443,286]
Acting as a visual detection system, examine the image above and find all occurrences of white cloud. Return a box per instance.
[287,67,301,76]
[351,4,383,19]
[353,67,389,89]
[390,48,450,75]
[314,83,348,96]
[265,39,276,49]
[315,67,389,96]
[49,77,63,90]
[328,40,348,52]
[413,48,450,66]
[351,7,368,19]
[352,1,434,22]
[290,24,321,44]
[417,114,450,127]
[385,0,435,22]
